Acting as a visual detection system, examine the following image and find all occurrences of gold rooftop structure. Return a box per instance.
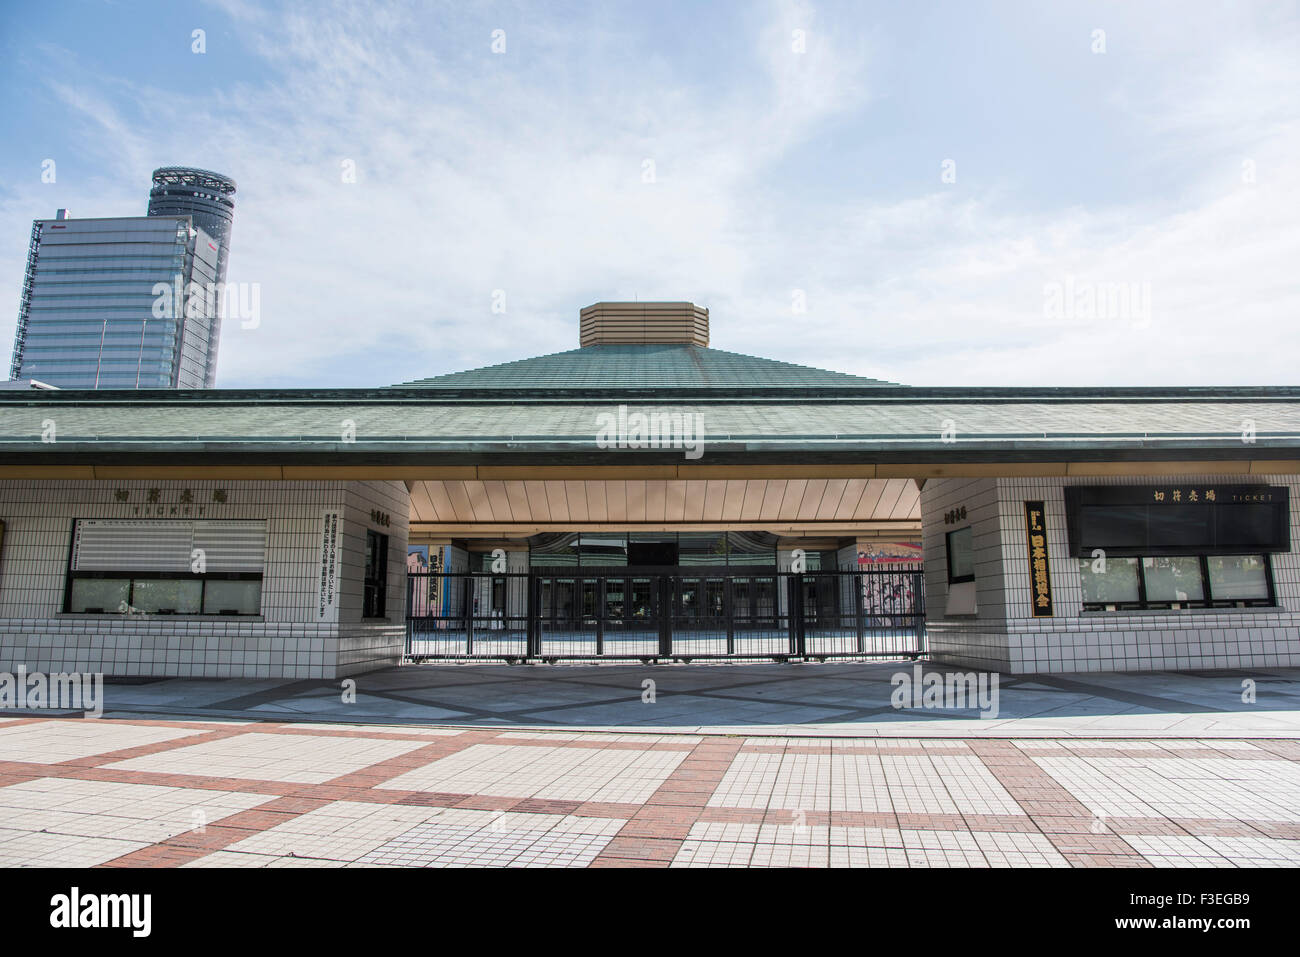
[579,301,710,347]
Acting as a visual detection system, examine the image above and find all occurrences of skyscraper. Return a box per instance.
[147,167,237,388]
[9,214,220,389]
[8,166,236,390]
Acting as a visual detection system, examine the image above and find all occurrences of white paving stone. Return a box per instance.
[379,743,685,803]
[106,731,427,784]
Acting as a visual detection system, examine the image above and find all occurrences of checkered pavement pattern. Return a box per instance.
[0,716,1297,868]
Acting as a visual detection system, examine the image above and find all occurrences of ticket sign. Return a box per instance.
[1024,501,1053,618]
[1064,484,1289,557]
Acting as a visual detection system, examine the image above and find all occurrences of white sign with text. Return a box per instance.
[316,510,341,622]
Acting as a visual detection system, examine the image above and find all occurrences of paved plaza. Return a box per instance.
[53,661,1300,737]
[0,715,1297,867]
[2,662,1299,867]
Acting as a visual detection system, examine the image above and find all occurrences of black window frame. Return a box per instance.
[1079,552,1276,611]
[946,526,975,584]
[363,529,389,619]
[63,570,264,616]
[61,519,264,616]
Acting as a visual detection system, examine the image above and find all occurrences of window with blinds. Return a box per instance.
[65,519,267,616]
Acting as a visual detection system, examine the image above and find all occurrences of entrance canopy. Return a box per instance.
[406,477,921,537]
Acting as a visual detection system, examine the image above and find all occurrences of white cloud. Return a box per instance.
[2,0,1297,389]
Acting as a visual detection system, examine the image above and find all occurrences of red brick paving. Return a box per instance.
[102,796,334,867]
[964,739,1151,866]
[0,716,1295,867]
[591,736,744,867]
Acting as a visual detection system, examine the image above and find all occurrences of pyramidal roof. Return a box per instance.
[393,342,901,391]
[393,302,901,392]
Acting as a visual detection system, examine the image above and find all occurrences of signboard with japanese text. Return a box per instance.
[1024,500,1054,618]
[1064,484,1289,557]
[316,510,341,623]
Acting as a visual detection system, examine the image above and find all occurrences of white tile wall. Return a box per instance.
[0,479,410,679]
[920,474,1300,674]
[339,480,411,675]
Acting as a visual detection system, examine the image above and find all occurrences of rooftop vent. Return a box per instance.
[579,302,708,347]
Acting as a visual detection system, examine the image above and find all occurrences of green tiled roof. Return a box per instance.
[1,392,1298,466]
[393,343,901,390]
[2,399,1298,442]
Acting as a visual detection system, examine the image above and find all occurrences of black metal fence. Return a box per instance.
[405,565,924,662]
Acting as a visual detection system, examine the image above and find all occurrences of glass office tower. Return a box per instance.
[9,215,220,389]
[147,168,237,387]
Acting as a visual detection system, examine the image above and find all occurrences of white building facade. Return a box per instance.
[0,303,1296,679]
[922,474,1298,673]
[0,479,408,678]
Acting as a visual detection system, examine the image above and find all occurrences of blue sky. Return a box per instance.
[1,0,1297,388]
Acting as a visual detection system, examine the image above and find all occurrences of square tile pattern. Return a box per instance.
[0,718,1297,868]
[220,801,624,867]
[0,721,208,764]
[708,751,1023,815]
[1032,755,1300,823]
[379,743,687,803]
[106,731,427,784]
[0,777,273,866]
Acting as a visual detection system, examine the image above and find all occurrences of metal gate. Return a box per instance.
[406,565,924,662]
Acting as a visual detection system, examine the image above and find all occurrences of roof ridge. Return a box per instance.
[392,343,901,389]
[392,345,588,387]
[696,343,898,382]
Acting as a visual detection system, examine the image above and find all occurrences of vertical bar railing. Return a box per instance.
[658,578,672,658]
[854,570,866,654]
[405,575,414,657]
[913,569,926,654]
[463,575,473,656]
[527,573,540,657]
[724,577,735,655]
[788,574,803,658]
[405,565,924,661]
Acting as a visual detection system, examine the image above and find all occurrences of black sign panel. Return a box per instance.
[1064,485,1290,557]
[1024,500,1053,618]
